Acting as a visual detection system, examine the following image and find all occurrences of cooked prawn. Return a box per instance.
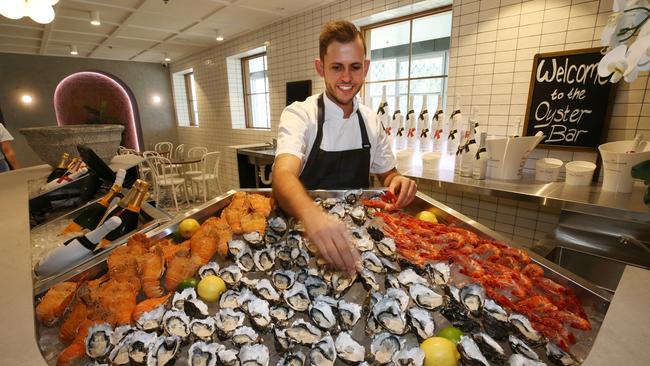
[191,216,232,263]
[164,249,203,291]
[240,211,267,234]
[132,294,171,322]
[247,193,272,217]
[36,281,78,326]
[59,299,88,344]
[139,246,166,298]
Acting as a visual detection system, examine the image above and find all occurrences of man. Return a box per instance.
[0,123,20,172]
[272,20,417,273]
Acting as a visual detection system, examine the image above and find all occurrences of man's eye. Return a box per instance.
[331,66,341,70]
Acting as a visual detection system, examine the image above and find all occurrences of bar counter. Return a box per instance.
[1,165,649,364]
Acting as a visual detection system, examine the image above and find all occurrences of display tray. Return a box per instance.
[32,196,173,296]
[33,189,610,365]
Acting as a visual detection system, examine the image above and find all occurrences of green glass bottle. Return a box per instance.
[100,180,150,247]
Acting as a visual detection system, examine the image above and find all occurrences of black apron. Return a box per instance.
[299,94,371,189]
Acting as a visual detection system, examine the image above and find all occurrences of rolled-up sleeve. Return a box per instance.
[276,104,309,162]
[369,114,396,175]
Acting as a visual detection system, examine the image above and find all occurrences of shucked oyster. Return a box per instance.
[219,265,243,286]
[272,269,296,291]
[391,347,424,366]
[136,305,166,332]
[546,342,580,366]
[244,232,265,247]
[397,268,428,287]
[128,330,157,364]
[255,279,280,303]
[473,332,507,365]
[198,262,220,279]
[109,331,134,365]
[460,283,485,316]
[386,287,410,312]
[238,344,269,366]
[407,307,436,340]
[228,239,247,257]
[188,341,221,366]
[248,298,272,330]
[85,323,113,360]
[372,297,409,335]
[309,299,339,331]
[254,247,276,272]
[331,271,357,297]
[219,289,240,310]
[310,335,337,366]
[162,310,190,340]
[305,275,331,299]
[146,335,181,366]
[337,299,362,331]
[214,308,245,339]
[184,298,209,319]
[285,319,323,346]
[190,317,216,342]
[359,268,380,291]
[371,332,402,365]
[335,332,365,364]
[509,354,547,366]
[376,237,396,257]
[217,347,240,366]
[270,305,295,326]
[409,283,444,310]
[277,350,307,366]
[236,246,255,272]
[509,313,545,345]
[232,325,259,347]
[173,287,197,310]
[362,251,386,273]
[509,335,540,361]
[424,262,450,285]
[283,282,311,312]
[269,216,288,234]
[458,335,490,366]
[482,299,511,341]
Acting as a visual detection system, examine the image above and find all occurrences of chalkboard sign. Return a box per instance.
[523,48,616,150]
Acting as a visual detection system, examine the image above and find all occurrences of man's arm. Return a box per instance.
[2,142,19,169]
[272,154,359,273]
[376,168,417,208]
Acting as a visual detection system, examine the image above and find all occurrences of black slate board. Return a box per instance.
[523,48,616,150]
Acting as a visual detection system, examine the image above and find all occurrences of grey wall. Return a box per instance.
[0,52,178,167]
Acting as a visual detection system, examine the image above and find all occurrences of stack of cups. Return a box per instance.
[421,152,441,175]
[395,150,413,171]
[535,158,563,182]
[565,161,596,186]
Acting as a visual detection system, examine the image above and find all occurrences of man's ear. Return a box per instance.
[315,58,325,77]
[363,59,370,78]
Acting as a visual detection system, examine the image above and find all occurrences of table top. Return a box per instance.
[170,157,201,165]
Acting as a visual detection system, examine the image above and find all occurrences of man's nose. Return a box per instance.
[341,67,352,81]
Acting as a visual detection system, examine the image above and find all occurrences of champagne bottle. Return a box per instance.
[432,94,445,147]
[418,95,431,147]
[472,132,488,180]
[460,106,480,177]
[46,153,70,182]
[61,169,127,234]
[392,95,405,150]
[448,93,462,154]
[377,85,390,132]
[406,95,417,148]
[100,180,150,247]
[35,217,122,277]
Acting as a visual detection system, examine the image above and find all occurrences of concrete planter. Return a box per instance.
[20,124,124,167]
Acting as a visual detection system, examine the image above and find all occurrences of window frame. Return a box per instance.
[241,52,270,130]
[360,6,452,110]
[183,72,199,127]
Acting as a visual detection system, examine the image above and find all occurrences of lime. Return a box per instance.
[179,218,201,239]
[197,275,226,302]
[170,231,185,243]
[416,210,438,224]
[176,277,198,292]
[437,326,464,344]
[420,337,461,366]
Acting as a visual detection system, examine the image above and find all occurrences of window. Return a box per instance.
[184,72,200,126]
[171,68,199,127]
[241,52,270,129]
[362,9,452,117]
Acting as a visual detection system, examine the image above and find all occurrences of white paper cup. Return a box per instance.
[535,158,563,182]
[395,149,413,171]
[599,140,650,193]
[565,161,596,186]
[421,152,441,174]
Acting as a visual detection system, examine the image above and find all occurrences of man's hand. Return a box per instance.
[301,205,360,274]
[388,175,417,208]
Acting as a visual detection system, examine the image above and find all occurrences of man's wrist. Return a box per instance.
[383,170,400,186]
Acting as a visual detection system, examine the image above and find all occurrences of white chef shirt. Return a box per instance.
[277,93,396,175]
[0,124,13,143]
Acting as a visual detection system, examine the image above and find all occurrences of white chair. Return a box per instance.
[173,143,185,160]
[138,150,159,183]
[154,142,173,158]
[189,152,222,203]
[118,146,137,155]
[185,147,208,177]
[147,156,189,211]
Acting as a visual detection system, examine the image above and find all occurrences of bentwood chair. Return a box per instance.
[147,156,189,211]
[189,152,222,202]
[154,142,173,158]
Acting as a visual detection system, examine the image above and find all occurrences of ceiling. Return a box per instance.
[0,0,336,63]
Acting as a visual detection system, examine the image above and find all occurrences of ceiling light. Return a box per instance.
[216,30,224,42]
[27,0,55,24]
[22,95,33,104]
[164,53,171,62]
[152,95,161,104]
[0,0,27,20]
[90,11,100,26]
[70,45,78,55]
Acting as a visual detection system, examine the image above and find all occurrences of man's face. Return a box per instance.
[316,37,370,112]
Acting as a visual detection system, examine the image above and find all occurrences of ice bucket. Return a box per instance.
[598,140,650,193]
[486,134,545,180]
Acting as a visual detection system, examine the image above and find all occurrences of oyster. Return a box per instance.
[509,313,545,345]
[546,342,580,366]
[85,323,113,360]
[184,298,209,319]
[232,326,259,347]
[254,247,276,272]
[219,265,243,286]
[292,248,310,267]
[376,237,396,257]
[473,332,507,365]
[349,205,366,225]
[146,335,181,366]
[337,299,363,331]
[248,298,272,330]
[371,332,402,365]
[379,257,401,273]
[407,307,436,340]
[460,283,486,316]
[309,334,337,366]
[359,268,380,291]
[386,287,410,312]
[198,262,220,279]
[355,236,374,252]
[255,279,281,303]
[509,335,540,361]
[305,275,331,299]
[239,344,269,366]
[321,197,339,209]
[483,299,511,341]
[344,189,363,204]
[236,246,255,272]
[309,300,339,331]
[274,327,293,352]
[329,203,346,219]
[272,269,296,291]
[283,282,311,311]
[136,305,166,331]
[424,262,450,285]
[109,331,134,365]
[219,289,240,310]
[228,239,247,257]
[217,348,240,366]
[237,288,259,313]
[366,226,385,242]
[285,319,323,346]
[128,331,157,364]
[373,297,409,335]
[189,317,216,342]
[188,341,221,366]
[162,310,190,340]
[269,216,288,234]
[277,350,307,366]
[214,308,245,339]
[458,335,490,366]
[335,332,365,364]
[173,287,197,310]
[331,271,357,297]
[397,268,428,287]
[365,313,383,337]
[270,305,295,326]
[265,229,282,245]
[391,347,425,366]
[276,245,294,267]
[240,276,259,289]
[509,354,547,366]
[286,231,304,248]
[385,274,400,289]
[441,285,480,333]
[243,232,265,247]
[315,295,339,307]
[409,283,444,310]
[362,251,386,273]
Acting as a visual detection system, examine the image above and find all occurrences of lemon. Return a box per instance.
[179,218,201,239]
[420,337,461,366]
[437,326,464,344]
[197,275,226,302]
[416,210,438,224]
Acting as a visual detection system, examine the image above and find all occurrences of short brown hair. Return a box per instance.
[319,20,366,60]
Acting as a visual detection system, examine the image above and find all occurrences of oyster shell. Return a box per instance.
[309,334,337,366]
[128,331,157,364]
[386,287,410,312]
[189,317,216,342]
[243,232,265,247]
[146,335,181,366]
[254,247,276,272]
[473,332,507,365]
[265,229,282,245]
[232,326,259,347]
[441,285,480,333]
[85,323,113,360]
[136,305,166,331]
[219,289,240,310]
[376,237,396,257]
[270,305,295,326]
[172,287,197,310]
[362,251,386,273]
[108,331,134,365]
[391,347,425,366]
[366,226,385,242]
[309,299,339,331]
[337,299,363,331]
[460,283,486,316]
[329,203,346,219]
[509,335,540,361]
[331,272,357,297]
[269,216,288,234]
[286,231,304,248]
[359,268,380,291]
[482,298,511,341]
[277,350,307,366]
[379,257,401,273]
[248,298,272,330]
[424,262,450,285]
[458,335,490,366]
[305,275,331,299]
[285,319,323,346]
[355,236,374,252]
[321,197,339,209]
[214,308,245,339]
[546,342,580,366]
[219,265,243,286]
[335,331,365,364]
[240,276,259,289]
[397,268,428,287]
[373,297,409,335]
[283,282,311,311]
[509,354,547,366]
[385,274,400,289]
[274,327,293,352]
[188,341,221,366]
[272,269,296,291]
[409,283,444,310]
[228,239,247,257]
[509,313,545,345]
[292,248,310,267]
[198,262,220,279]
[238,344,269,366]
[217,348,240,366]
[255,279,281,303]
[237,288,258,313]
[371,332,402,365]
[350,205,366,225]
[344,189,363,204]
[184,298,209,319]
[236,246,255,272]
[407,307,436,340]
[162,310,190,340]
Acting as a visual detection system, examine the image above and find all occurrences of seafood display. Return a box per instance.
[33,190,602,366]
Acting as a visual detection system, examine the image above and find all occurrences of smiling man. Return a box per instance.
[272,20,417,273]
